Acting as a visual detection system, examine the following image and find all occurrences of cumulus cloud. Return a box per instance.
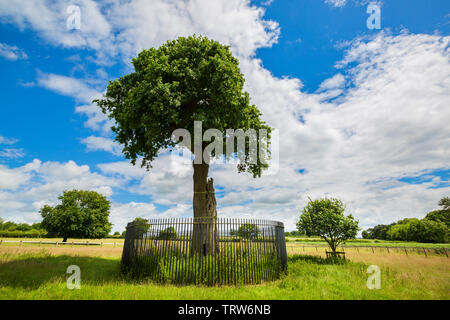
[37,72,102,103]
[0,0,111,51]
[0,159,120,224]
[81,136,122,156]
[230,31,450,230]
[37,72,112,134]
[0,0,279,64]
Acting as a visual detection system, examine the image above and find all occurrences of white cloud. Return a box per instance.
[325,0,347,7]
[0,42,27,60]
[0,165,30,190]
[0,0,279,64]
[0,135,19,145]
[99,154,194,206]
[98,161,148,180]
[107,0,279,60]
[0,148,25,158]
[37,72,102,103]
[75,103,112,134]
[0,159,121,225]
[81,136,122,156]
[0,0,111,51]
[318,73,346,91]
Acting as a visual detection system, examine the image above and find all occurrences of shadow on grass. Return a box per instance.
[288,254,347,265]
[0,254,122,289]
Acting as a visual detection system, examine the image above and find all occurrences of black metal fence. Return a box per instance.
[121,217,287,285]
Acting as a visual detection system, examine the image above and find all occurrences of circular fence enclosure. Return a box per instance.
[121,218,287,285]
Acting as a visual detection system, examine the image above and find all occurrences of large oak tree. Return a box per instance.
[94,35,272,254]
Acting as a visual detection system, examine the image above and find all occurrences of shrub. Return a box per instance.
[158,227,177,240]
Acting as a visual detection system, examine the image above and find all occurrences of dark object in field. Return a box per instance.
[121,218,287,285]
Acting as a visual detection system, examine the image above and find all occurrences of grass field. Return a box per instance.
[0,244,448,300]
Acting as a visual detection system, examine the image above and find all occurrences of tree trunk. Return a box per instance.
[192,162,218,255]
[63,237,67,243]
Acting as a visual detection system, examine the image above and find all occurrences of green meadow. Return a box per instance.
[0,246,448,300]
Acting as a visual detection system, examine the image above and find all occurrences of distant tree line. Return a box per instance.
[1,189,122,240]
[362,197,449,243]
[0,219,47,238]
[284,230,305,237]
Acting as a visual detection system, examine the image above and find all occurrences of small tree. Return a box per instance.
[40,190,112,242]
[361,230,371,239]
[158,226,177,240]
[297,197,359,255]
[131,217,150,237]
[233,223,260,240]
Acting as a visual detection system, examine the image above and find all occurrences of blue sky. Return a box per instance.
[0,0,449,232]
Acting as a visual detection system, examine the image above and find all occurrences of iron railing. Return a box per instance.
[121,217,287,285]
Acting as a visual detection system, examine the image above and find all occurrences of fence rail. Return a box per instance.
[121,217,288,285]
[0,240,122,246]
[286,243,449,257]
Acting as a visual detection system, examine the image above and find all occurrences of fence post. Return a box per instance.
[422,247,427,257]
[0,239,2,246]
[445,248,448,258]
[56,241,58,247]
[39,241,41,247]
[404,247,408,255]
[20,240,22,246]
[371,247,374,254]
[386,247,389,254]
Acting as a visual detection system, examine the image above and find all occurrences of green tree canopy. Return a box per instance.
[94,35,271,176]
[361,223,396,240]
[438,197,450,210]
[232,223,260,240]
[387,218,447,243]
[425,196,450,228]
[297,197,359,254]
[158,226,177,240]
[40,190,112,242]
[361,230,371,239]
